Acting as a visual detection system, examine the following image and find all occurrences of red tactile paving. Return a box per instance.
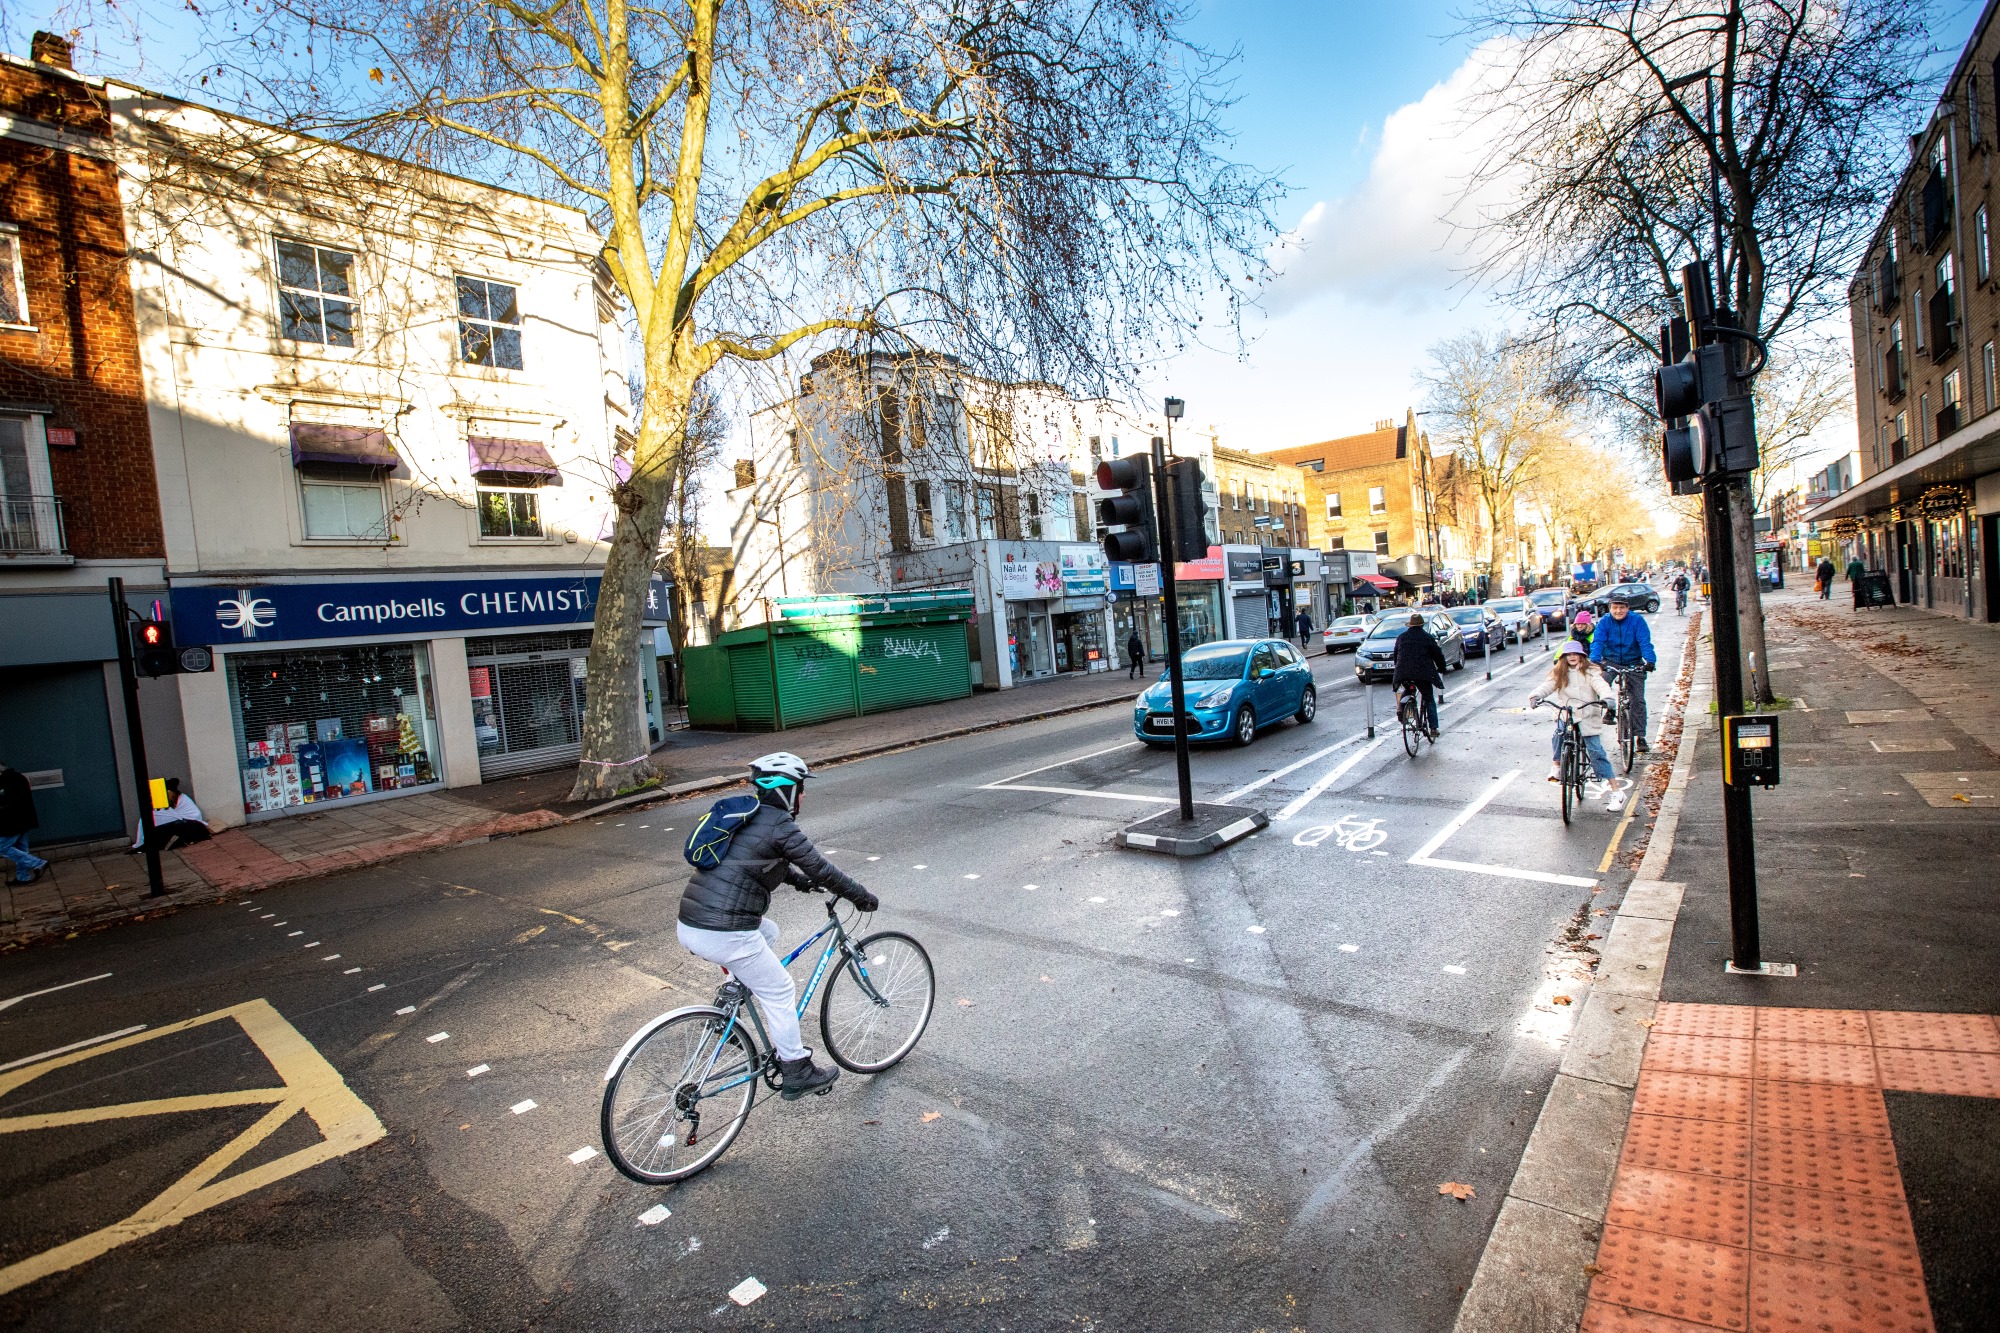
[1607,1166,1750,1246]
[1590,1225,1749,1331]
[1755,1007,1874,1045]
[1750,1081,1892,1140]
[1867,1010,2000,1054]
[1753,1039,1880,1087]
[1874,1046,2000,1098]
[1746,1252,1934,1333]
[1646,1032,1756,1078]
[1633,1070,1752,1124]
[1582,1003,2000,1333]
[1621,1112,1752,1179]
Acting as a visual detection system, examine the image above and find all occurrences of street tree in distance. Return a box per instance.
[1459,0,1939,701]
[202,0,1278,798]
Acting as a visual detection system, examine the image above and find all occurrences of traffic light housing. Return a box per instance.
[1654,266,1760,487]
[129,618,213,677]
[1096,456,1158,564]
[1162,455,1210,562]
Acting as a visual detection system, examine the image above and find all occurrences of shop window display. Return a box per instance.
[231,643,440,815]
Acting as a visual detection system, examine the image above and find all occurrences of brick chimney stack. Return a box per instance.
[30,31,74,69]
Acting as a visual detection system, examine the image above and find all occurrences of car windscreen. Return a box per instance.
[1365,622,1408,641]
[1487,599,1526,613]
[1448,608,1485,623]
[1529,590,1564,603]
[1178,647,1249,679]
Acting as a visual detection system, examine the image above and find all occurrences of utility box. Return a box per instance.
[1723,714,1780,788]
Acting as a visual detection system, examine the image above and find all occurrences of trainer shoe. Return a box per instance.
[1636,738,1651,753]
[777,1053,840,1100]
[1548,764,1562,782]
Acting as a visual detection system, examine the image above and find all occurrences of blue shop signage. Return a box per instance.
[172,574,669,646]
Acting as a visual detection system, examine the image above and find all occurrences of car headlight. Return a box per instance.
[1194,687,1235,709]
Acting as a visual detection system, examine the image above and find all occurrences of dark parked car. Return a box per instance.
[1446,605,1502,653]
[1134,638,1316,747]
[1353,611,1467,683]
[1581,581,1662,616]
[1528,586,1570,629]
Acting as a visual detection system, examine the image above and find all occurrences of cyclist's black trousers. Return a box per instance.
[1405,681,1438,733]
[1608,666,1648,743]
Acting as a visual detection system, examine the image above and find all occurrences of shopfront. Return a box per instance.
[1223,547,1270,639]
[172,571,667,820]
[1171,546,1226,648]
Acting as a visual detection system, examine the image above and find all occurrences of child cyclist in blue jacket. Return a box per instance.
[1589,591,1657,751]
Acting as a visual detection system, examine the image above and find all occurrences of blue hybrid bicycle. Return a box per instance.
[600,889,935,1184]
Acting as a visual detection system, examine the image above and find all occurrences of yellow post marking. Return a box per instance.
[0,998,384,1296]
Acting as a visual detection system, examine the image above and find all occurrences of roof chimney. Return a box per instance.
[1374,418,1393,431]
[30,31,74,69]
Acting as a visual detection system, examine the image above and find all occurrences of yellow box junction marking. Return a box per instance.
[0,998,385,1296]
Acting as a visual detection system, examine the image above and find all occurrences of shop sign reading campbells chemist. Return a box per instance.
[171,574,669,644]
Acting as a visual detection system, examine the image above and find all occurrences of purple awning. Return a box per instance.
[468,436,561,480]
[290,422,397,468]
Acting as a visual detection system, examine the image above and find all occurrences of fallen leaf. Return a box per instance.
[1438,1182,1476,1201]
[1583,1262,1603,1277]
[459,1123,470,1130]
[921,1111,941,1123]
[1585,933,1602,940]
[1637,1017,1656,1028]
[1039,975,1053,982]
[862,1120,880,1126]
[1551,994,1573,1006]
[956,998,974,1007]
[1952,793,1972,803]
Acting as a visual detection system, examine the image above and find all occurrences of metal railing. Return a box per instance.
[0,494,66,555]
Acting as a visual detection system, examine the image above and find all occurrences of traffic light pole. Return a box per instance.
[1153,435,1195,821]
[108,577,165,898]
[1703,473,1761,970]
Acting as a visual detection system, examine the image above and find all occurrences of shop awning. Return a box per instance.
[1354,573,1398,592]
[290,422,397,468]
[469,436,561,480]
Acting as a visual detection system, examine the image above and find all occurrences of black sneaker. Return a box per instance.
[1636,738,1651,754]
[777,1054,840,1100]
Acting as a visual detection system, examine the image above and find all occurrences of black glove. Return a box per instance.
[850,888,880,913]
[1645,662,1657,673]
[1603,708,1616,725]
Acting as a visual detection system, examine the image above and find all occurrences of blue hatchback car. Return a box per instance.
[1133,638,1317,747]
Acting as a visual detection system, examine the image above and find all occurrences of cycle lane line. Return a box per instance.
[1404,770,1598,888]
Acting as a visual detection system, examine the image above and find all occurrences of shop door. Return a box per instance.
[0,664,123,842]
[467,631,592,778]
[1231,591,1268,640]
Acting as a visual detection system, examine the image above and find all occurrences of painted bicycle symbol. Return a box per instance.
[1293,814,1388,853]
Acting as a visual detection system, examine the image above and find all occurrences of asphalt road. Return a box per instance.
[1,612,1689,1332]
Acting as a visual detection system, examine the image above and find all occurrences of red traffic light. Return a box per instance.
[140,621,165,647]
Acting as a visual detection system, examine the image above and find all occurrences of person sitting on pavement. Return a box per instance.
[676,751,878,1101]
[1531,641,1622,806]
[128,778,215,853]
[1390,612,1446,740]
[0,758,48,886]
[1589,590,1657,752]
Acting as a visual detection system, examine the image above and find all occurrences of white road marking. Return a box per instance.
[395,1006,416,1015]
[912,864,927,870]
[303,942,320,949]
[511,1099,536,1114]
[1339,944,1359,953]
[367,984,386,992]
[922,1226,951,1250]
[867,856,881,861]
[467,1064,490,1076]
[260,914,274,919]
[1443,966,1468,975]
[323,955,341,961]
[982,739,1144,788]
[287,931,302,937]
[0,1025,147,1073]
[964,873,980,880]
[343,967,360,974]
[1406,771,1598,888]
[980,782,1176,804]
[639,1203,671,1225]
[1088,896,1106,903]
[1246,925,1266,934]
[426,1032,449,1044]
[728,1277,767,1306]
[0,972,113,1012]
[1276,738,1389,820]
[568,1146,597,1164]
[1221,730,1366,803]
[1161,909,1179,917]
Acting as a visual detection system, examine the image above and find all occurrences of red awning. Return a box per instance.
[1354,573,1398,591]
[290,422,397,468]
[468,436,561,480]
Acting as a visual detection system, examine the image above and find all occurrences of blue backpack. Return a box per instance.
[683,795,762,869]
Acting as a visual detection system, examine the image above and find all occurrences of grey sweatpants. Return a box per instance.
[677,917,806,1060]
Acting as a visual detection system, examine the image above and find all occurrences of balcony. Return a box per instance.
[1877,254,1898,313]
[1937,404,1961,441]
[1929,287,1958,363]
[0,494,67,559]
[1922,169,1951,250]
[1883,349,1905,399]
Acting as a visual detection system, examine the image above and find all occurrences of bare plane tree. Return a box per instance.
[1461,0,1939,701]
[190,0,1278,797]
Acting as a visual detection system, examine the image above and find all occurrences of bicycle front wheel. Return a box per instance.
[1560,737,1577,826]
[821,931,936,1073]
[602,1009,759,1185]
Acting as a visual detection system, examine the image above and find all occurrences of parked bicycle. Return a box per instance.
[601,890,935,1184]
[1535,697,1610,826]
[1602,663,1648,774]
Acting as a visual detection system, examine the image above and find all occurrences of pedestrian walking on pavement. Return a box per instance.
[1815,556,1836,599]
[1293,608,1312,648]
[0,758,49,885]
[1126,630,1146,680]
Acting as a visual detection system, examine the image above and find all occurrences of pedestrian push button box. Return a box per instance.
[1722,714,1780,788]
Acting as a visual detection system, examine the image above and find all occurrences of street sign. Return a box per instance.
[1135,563,1162,597]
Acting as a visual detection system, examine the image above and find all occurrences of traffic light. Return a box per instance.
[1162,456,1210,562]
[1654,264,1760,486]
[129,618,212,677]
[1096,456,1158,563]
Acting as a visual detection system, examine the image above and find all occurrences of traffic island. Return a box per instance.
[1114,804,1268,856]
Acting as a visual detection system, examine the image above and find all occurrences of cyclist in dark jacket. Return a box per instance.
[678,751,876,1099]
[1390,612,1447,739]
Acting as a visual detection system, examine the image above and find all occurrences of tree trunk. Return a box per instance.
[1724,475,1776,705]
[570,467,674,801]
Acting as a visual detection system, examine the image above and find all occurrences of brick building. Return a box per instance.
[1210,444,1308,548]
[0,35,175,846]
[1812,0,2000,621]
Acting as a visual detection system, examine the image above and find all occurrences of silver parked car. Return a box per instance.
[1483,597,1545,642]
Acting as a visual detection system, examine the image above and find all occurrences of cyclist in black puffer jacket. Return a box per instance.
[677,752,877,1100]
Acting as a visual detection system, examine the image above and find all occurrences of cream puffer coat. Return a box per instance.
[1530,661,1618,736]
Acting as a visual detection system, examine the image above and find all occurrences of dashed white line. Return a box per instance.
[303,941,320,949]
[286,930,303,937]
[1443,966,1468,975]
[426,1032,450,1044]
[964,874,980,880]
[1023,884,1039,891]
[912,864,927,870]
[367,984,386,992]
[1161,909,1180,917]
[511,1099,537,1115]
[568,1146,597,1164]
[467,1064,490,1077]
[396,1006,416,1015]
[1339,944,1359,953]
[1088,896,1106,904]
[638,1203,671,1225]
[343,967,361,974]
[1246,925,1266,934]
[323,954,342,961]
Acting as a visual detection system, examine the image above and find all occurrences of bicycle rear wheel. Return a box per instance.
[821,931,936,1073]
[602,1009,759,1185]
[1560,734,1578,825]
[1400,699,1421,756]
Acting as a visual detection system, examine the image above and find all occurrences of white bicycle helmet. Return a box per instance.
[749,751,811,812]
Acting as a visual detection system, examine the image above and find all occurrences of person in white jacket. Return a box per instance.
[1530,640,1622,808]
[129,779,215,852]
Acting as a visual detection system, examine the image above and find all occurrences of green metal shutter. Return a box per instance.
[681,645,736,728]
[773,629,858,727]
[857,621,972,714]
[728,643,777,730]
